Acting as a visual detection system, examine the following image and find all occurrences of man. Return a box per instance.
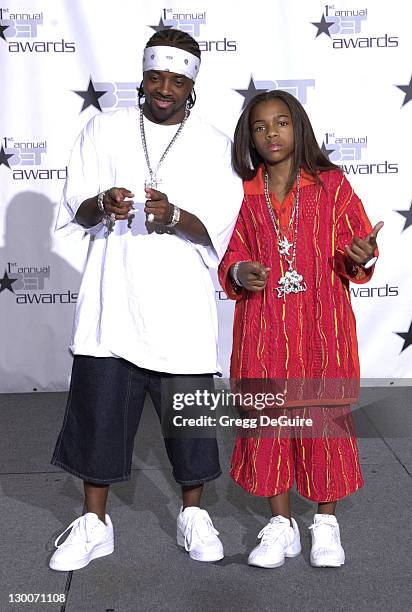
[49,28,242,571]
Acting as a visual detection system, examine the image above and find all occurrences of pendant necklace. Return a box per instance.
[263,170,307,298]
[139,106,189,190]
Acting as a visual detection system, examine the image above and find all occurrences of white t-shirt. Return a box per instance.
[56,107,242,373]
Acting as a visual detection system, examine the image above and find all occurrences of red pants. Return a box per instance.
[230,405,364,501]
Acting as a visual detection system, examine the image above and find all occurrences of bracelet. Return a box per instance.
[97,190,116,236]
[165,205,181,228]
[231,261,245,287]
[97,191,106,214]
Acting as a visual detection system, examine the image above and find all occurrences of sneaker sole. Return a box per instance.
[177,543,224,563]
[310,556,344,568]
[248,558,286,568]
[49,541,114,572]
[248,548,301,569]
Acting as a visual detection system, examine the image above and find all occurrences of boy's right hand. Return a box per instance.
[237,261,271,292]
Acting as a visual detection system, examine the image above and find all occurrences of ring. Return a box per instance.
[147,213,155,223]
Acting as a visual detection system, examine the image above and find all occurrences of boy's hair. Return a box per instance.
[232,90,340,193]
[145,28,201,59]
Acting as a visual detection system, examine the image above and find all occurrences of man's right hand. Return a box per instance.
[102,187,134,220]
[235,261,271,292]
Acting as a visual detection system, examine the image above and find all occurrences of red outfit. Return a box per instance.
[218,168,375,500]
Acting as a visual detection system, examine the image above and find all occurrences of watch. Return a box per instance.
[362,256,378,270]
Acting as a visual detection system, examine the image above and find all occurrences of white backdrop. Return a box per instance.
[0,0,411,392]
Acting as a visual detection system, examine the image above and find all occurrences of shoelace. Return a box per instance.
[54,516,95,548]
[257,518,290,545]
[183,510,219,551]
[309,520,338,547]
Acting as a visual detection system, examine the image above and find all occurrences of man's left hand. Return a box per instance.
[144,188,174,225]
[345,221,384,265]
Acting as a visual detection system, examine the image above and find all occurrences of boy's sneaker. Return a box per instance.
[248,515,301,568]
[309,513,345,567]
[49,513,114,571]
[177,506,224,562]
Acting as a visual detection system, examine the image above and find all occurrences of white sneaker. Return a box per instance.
[49,513,114,571]
[177,506,224,562]
[248,516,301,568]
[309,513,345,567]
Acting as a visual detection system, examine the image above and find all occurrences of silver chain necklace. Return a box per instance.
[263,170,307,298]
[139,106,189,189]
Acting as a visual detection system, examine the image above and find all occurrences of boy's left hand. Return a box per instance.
[345,221,384,265]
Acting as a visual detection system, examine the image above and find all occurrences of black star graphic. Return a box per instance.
[396,74,412,107]
[0,22,10,42]
[321,141,335,160]
[396,201,412,231]
[311,14,334,38]
[148,17,173,32]
[0,270,18,293]
[395,321,412,353]
[0,145,13,169]
[74,78,107,112]
[234,77,268,111]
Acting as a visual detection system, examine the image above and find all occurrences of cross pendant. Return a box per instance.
[145,176,162,190]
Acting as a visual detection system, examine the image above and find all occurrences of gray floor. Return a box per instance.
[0,389,411,612]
